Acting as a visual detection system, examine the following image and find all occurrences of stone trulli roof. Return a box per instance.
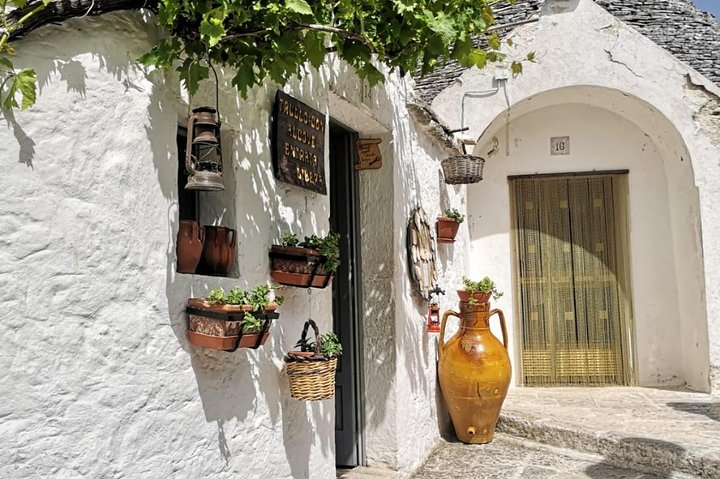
[413,0,720,104]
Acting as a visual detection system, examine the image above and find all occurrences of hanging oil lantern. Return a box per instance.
[426,285,445,333]
[185,61,224,191]
[185,106,224,191]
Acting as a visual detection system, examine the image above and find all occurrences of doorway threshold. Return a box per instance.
[336,466,398,478]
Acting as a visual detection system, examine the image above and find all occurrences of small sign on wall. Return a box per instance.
[272,91,327,194]
[551,136,570,156]
[355,138,382,170]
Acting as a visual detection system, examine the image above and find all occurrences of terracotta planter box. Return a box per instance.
[186,298,279,352]
[269,245,335,289]
[436,217,461,243]
[187,330,239,351]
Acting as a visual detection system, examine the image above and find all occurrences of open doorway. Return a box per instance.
[329,121,364,467]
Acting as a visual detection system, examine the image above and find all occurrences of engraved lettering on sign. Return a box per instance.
[273,91,327,194]
[551,136,570,156]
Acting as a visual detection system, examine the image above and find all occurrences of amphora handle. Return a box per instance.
[489,308,509,350]
[439,310,460,355]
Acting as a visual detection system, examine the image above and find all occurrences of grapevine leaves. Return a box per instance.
[144,0,518,98]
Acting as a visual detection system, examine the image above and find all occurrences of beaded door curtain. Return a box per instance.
[510,174,635,386]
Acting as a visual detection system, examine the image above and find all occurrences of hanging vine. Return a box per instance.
[2,0,533,110]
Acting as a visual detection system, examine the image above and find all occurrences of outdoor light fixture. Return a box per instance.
[426,285,445,333]
[185,63,224,191]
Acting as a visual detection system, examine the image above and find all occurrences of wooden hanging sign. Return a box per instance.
[355,138,382,170]
[272,91,327,194]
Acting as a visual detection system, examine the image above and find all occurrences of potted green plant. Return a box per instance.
[437,208,465,243]
[186,285,283,351]
[458,276,503,304]
[269,232,340,288]
[285,320,343,400]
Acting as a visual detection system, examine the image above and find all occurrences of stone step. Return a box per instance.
[497,404,720,478]
[412,433,696,478]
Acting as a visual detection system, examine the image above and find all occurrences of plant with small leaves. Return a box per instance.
[301,232,340,274]
[461,276,503,300]
[241,313,262,334]
[208,287,227,304]
[319,332,343,358]
[443,208,465,223]
[226,286,249,305]
[248,284,272,311]
[294,336,315,353]
[282,233,299,247]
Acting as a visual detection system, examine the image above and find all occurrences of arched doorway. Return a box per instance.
[467,86,709,391]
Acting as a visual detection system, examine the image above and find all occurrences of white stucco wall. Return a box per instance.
[432,0,719,392]
[0,11,460,479]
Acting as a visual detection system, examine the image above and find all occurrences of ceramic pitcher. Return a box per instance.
[176,220,204,274]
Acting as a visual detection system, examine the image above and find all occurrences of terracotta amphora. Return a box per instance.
[176,220,204,274]
[438,294,511,444]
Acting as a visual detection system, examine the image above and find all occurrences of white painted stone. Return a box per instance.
[432,0,720,392]
[0,11,465,479]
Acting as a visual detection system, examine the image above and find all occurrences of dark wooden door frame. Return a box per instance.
[329,120,365,467]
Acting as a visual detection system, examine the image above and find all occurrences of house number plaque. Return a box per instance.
[551,136,570,156]
[273,91,327,194]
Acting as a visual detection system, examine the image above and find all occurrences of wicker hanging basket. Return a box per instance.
[285,319,338,401]
[441,154,485,185]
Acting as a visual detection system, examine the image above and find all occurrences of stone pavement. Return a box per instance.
[497,387,720,478]
[342,387,720,478]
[411,433,695,479]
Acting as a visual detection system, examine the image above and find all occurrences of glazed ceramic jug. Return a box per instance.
[176,220,204,273]
[438,293,511,444]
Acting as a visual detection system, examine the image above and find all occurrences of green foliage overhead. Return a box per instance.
[0,0,52,111]
[141,0,515,98]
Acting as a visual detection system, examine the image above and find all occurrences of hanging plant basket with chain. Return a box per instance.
[284,319,342,401]
[441,154,485,185]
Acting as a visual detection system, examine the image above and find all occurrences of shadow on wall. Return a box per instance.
[393,99,465,439]
[157,62,335,475]
[2,12,155,168]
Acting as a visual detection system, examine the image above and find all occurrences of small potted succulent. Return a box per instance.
[458,276,503,305]
[285,320,343,400]
[437,208,465,243]
[186,284,283,351]
[269,233,340,288]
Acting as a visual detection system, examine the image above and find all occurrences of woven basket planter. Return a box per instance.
[285,319,338,401]
[441,155,485,185]
[286,357,338,400]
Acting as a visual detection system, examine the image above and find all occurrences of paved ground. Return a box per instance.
[340,387,720,478]
[498,387,720,477]
[411,434,695,479]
